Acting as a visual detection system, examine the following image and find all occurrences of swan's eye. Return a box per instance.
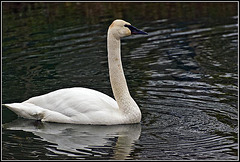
[124,24,134,31]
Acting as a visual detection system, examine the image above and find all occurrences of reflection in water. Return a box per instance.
[3,119,141,160]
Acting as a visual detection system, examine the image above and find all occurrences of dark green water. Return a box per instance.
[2,2,238,160]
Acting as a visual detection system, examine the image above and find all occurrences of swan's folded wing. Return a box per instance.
[4,88,120,124]
[25,88,118,111]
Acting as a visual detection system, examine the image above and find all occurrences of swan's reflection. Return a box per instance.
[3,118,141,160]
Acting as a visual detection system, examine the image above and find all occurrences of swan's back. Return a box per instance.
[4,88,121,125]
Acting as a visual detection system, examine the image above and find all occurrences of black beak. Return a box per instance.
[124,24,148,35]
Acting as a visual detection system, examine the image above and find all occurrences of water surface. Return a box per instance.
[2,2,238,160]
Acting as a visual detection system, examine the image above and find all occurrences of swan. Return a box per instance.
[3,19,147,125]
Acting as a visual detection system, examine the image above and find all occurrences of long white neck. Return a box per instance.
[107,29,141,122]
[107,32,130,99]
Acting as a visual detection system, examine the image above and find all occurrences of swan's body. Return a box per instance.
[4,19,147,125]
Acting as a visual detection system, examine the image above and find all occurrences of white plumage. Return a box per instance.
[4,19,147,125]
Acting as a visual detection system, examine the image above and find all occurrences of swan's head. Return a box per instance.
[108,19,147,39]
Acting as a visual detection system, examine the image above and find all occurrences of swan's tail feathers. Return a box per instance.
[3,103,46,120]
[3,103,73,123]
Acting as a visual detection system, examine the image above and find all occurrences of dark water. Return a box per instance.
[2,2,238,160]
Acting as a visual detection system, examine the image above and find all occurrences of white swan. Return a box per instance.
[3,19,147,125]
